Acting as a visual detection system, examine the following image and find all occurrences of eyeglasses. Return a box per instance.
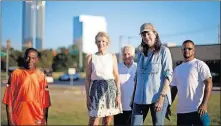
[182,47,193,51]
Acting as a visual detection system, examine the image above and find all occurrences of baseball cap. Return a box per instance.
[140,23,156,34]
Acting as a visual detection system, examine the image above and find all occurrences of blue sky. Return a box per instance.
[2,1,220,53]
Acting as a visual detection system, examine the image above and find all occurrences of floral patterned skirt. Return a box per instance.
[89,79,122,117]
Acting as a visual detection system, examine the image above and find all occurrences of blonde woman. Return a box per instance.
[85,32,122,125]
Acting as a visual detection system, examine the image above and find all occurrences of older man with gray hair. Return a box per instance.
[114,45,137,125]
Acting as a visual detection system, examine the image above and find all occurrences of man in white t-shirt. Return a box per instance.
[170,40,213,125]
[114,45,137,125]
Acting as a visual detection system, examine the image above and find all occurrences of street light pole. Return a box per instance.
[128,36,132,45]
[6,40,10,81]
[119,36,123,62]
[75,38,83,72]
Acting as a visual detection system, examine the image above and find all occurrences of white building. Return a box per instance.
[164,42,177,47]
[73,15,107,54]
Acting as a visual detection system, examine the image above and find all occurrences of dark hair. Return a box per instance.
[140,31,161,56]
[24,48,39,58]
[182,40,195,46]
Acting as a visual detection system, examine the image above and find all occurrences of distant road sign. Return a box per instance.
[71,50,78,55]
[68,68,76,74]
[1,52,6,57]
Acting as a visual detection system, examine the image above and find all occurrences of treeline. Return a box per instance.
[1,45,86,72]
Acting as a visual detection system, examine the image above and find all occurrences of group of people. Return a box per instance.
[84,23,212,126]
[2,23,213,126]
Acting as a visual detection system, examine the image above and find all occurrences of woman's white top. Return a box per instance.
[91,53,115,80]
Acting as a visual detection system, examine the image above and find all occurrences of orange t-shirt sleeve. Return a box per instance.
[2,74,14,106]
[43,77,51,108]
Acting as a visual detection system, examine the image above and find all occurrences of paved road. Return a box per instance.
[50,79,85,86]
[2,79,220,93]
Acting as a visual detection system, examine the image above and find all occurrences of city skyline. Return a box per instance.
[2,1,220,53]
[22,1,45,50]
[36,1,45,50]
[22,1,34,50]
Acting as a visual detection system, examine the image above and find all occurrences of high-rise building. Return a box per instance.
[73,15,107,71]
[73,15,107,54]
[22,1,45,50]
[22,1,35,50]
[36,1,45,50]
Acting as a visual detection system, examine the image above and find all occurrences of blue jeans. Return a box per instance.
[131,96,169,125]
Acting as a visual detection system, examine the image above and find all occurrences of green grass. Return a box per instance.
[1,85,220,125]
[1,72,6,80]
[79,72,86,79]
[52,72,64,80]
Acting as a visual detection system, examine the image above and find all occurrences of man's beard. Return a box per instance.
[183,54,190,59]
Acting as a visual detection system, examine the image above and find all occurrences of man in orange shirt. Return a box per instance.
[2,48,51,125]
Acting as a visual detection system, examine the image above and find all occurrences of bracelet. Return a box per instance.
[160,94,166,97]
[116,90,121,96]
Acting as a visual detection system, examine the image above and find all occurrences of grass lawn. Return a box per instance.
[1,85,220,125]
[1,72,7,82]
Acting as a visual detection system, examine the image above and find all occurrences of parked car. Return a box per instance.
[59,73,80,81]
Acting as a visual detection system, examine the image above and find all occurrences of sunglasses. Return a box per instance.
[182,47,193,51]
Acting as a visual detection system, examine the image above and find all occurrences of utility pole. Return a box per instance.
[6,40,11,81]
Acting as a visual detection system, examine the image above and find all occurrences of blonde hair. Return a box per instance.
[95,32,110,44]
[121,45,135,57]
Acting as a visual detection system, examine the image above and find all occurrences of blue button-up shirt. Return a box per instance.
[134,45,173,105]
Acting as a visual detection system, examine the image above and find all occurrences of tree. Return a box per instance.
[9,48,23,67]
[52,45,80,72]
[37,49,53,69]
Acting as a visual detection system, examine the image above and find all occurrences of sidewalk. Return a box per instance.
[212,87,221,91]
